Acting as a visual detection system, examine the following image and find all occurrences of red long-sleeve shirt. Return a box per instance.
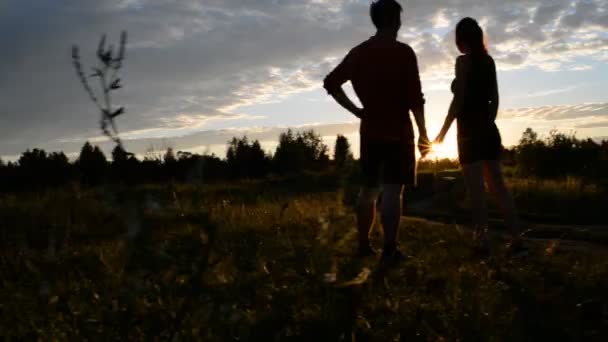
[324,35,425,143]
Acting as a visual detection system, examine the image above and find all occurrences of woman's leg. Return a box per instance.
[462,161,488,232]
[483,160,520,237]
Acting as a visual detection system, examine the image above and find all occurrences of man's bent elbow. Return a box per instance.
[323,79,340,96]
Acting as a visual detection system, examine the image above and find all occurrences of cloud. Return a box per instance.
[500,102,608,121]
[1,0,607,157]
[575,120,608,129]
[523,84,585,98]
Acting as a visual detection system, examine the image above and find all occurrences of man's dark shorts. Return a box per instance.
[360,139,416,188]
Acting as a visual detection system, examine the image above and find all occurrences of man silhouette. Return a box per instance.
[324,0,429,264]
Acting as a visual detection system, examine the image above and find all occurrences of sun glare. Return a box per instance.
[427,142,458,160]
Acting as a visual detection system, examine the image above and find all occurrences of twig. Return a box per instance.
[72,31,128,150]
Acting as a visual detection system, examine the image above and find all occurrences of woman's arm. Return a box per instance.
[435,57,466,143]
[435,98,457,144]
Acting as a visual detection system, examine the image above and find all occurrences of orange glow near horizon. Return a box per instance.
[427,141,459,160]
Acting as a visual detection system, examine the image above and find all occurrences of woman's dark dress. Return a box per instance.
[452,54,502,164]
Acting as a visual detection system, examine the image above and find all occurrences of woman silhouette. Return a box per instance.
[435,17,525,254]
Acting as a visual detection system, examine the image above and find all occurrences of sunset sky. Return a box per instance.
[1,0,607,160]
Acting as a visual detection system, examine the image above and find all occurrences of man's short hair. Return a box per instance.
[370,0,403,29]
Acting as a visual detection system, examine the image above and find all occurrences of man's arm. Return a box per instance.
[323,52,364,119]
[413,105,430,157]
[407,48,430,157]
[326,87,364,119]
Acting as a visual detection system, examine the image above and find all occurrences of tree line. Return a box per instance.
[514,128,608,180]
[0,129,353,191]
[0,128,606,191]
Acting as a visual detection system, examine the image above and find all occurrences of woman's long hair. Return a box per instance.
[456,17,487,55]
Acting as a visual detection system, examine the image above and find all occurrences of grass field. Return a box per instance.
[1,181,607,340]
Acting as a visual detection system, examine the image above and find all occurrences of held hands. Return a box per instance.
[418,134,431,159]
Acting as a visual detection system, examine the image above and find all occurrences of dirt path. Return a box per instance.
[403,216,608,254]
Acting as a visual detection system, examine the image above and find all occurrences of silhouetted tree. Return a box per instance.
[15,149,72,188]
[250,140,271,177]
[516,128,545,177]
[200,154,228,182]
[274,129,329,173]
[140,157,163,183]
[163,147,178,180]
[520,128,538,145]
[18,149,49,188]
[0,159,5,191]
[0,161,18,191]
[578,138,602,179]
[77,142,108,185]
[112,145,129,164]
[164,147,177,164]
[176,151,198,182]
[3,128,605,191]
[47,152,72,186]
[334,135,354,168]
[226,136,271,178]
[175,151,227,183]
[18,149,47,168]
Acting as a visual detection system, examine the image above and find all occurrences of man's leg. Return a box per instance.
[380,184,403,254]
[356,187,379,254]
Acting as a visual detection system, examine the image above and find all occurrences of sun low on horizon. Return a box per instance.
[428,141,459,160]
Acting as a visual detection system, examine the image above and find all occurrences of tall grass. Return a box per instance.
[506,176,606,224]
[1,183,607,339]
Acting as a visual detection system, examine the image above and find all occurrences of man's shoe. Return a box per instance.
[356,244,377,258]
[380,248,406,266]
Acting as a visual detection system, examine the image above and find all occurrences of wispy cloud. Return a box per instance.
[500,102,608,121]
[575,120,608,129]
[523,84,585,98]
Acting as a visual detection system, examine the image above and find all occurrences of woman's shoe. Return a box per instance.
[506,238,529,257]
[473,227,491,255]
